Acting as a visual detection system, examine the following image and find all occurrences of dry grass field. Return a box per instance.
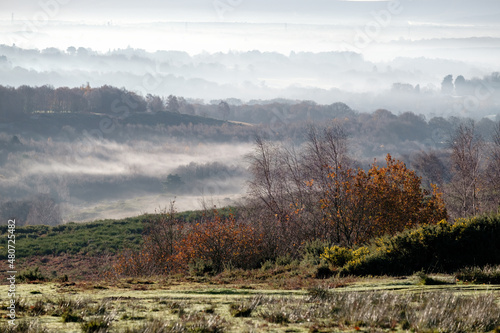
[1,273,499,332]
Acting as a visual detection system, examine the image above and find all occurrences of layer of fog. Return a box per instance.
[1,42,499,118]
[3,21,499,62]
[0,133,253,222]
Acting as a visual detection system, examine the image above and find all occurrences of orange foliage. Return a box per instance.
[113,211,261,277]
[113,248,161,277]
[321,154,447,245]
[171,212,261,273]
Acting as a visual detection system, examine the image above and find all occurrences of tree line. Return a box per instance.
[1,84,498,146]
[0,84,190,121]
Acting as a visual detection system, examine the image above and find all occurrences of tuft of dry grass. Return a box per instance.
[229,295,262,317]
[253,290,500,331]
[0,319,49,333]
[457,265,500,284]
[410,292,500,332]
[123,313,226,333]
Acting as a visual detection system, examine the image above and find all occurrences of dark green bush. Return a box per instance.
[18,267,46,282]
[341,214,500,276]
[61,310,83,323]
[188,259,215,276]
[314,264,334,279]
[260,260,274,271]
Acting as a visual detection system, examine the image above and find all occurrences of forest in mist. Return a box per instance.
[0,81,499,224]
[1,0,499,225]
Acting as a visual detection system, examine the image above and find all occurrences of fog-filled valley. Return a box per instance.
[1,0,500,225]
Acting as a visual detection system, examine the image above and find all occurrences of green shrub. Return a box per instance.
[320,245,370,268]
[301,239,334,266]
[314,264,334,279]
[18,267,45,282]
[260,260,274,271]
[307,285,331,301]
[341,214,500,276]
[275,254,294,266]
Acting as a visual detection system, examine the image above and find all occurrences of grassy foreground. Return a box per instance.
[2,213,500,331]
[1,274,499,333]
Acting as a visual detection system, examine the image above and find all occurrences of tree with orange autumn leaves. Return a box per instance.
[318,154,447,246]
[171,213,261,273]
[113,210,261,277]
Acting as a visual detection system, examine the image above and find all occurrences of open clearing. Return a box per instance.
[1,275,499,332]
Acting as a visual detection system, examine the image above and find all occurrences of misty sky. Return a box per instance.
[3,0,500,24]
[1,0,499,64]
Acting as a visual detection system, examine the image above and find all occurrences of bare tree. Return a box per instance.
[247,136,288,220]
[246,123,352,254]
[411,150,451,189]
[146,94,165,112]
[446,122,485,218]
[26,194,62,226]
[301,124,352,242]
[142,201,182,273]
[218,101,230,121]
[246,136,290,257]
[484,121,500,213]
[166,95,180,113]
